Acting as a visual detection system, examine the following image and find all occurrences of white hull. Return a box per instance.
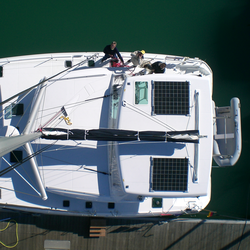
[0,52,240,217]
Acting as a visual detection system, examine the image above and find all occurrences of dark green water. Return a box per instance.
[0,0,250,219]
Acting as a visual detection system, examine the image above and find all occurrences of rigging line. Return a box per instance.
[33,84,47,130]
[0,54,97,107]
[2,157,41,196]
[53,94,112,112]
[38,140,84,152]
[34,94,111,126]
[42,140,171,154]
[9,148,38,189]
[32,85,47,127]
[0,141,57,177]
[0,84,47,137]
[41,154,110,175]
[83,167,110,175]
[38,94,112,113]
[0,186,41,198]
[42,144,97,153]
[0,142,56,177]
[125,102,176,131]
[0,145,45,177]
[124,65,136,75]
[8,98,34,135]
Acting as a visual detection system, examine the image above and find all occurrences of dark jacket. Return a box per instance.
[103,45,124,63]
[151,61,165,73]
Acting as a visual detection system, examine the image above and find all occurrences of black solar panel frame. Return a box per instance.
[153,81,190,115]
[151,158,189,192]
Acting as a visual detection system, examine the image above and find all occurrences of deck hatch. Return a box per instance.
[153,81,189,115]
[151,158,188,192]
[135,81,148,104]
[4,103,24,119]
[10,150,23,163]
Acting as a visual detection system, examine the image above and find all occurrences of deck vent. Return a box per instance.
[10,150,23,163]
[152,198,162,208]
[63,200,70,207]
[151,158,188,192]
[86,201,92,209]
[88,60,95,67]
[0,66,3,77]
[153,81,190,115]
[108,202,115,209]
[65,60,72,68]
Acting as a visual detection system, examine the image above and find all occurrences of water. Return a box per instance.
[0,0,250,219]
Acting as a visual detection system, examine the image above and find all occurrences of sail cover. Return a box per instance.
[42,128,200,143]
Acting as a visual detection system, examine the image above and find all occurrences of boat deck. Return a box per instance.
[0,52,215,217]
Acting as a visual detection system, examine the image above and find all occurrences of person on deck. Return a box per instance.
[146,61,166,74]
[130,50,145,67]
[101,41,124,64]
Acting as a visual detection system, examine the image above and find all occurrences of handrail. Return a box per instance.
[193,90,199,182]
[0,54,83,65]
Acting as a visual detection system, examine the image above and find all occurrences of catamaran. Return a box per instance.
[0,52,241,217]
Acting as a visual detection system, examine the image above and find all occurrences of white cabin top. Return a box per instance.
[116,73,213,198]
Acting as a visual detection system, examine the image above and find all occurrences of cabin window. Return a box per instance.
[63,200,70,207]
[86,201,92,209]
[0,66,3,77]
[135,81,148,104]
[153,81,190,115]
[108,202,115,209]
[4,103,24,119]
[10,150,23,163]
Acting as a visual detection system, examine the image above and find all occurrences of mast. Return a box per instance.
[0,133,42,158]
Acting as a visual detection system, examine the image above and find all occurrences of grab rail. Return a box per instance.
[193,90,199,182]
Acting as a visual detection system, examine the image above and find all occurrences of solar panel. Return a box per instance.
[151,158,188,192]
[153,81,189,115]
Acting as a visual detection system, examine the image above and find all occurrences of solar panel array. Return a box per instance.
[154,81,190,115]
[152,158,188,192]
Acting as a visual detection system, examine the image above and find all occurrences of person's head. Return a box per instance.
[137,50,145,57]
[111,41,117,50]
[160,63,166,69]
